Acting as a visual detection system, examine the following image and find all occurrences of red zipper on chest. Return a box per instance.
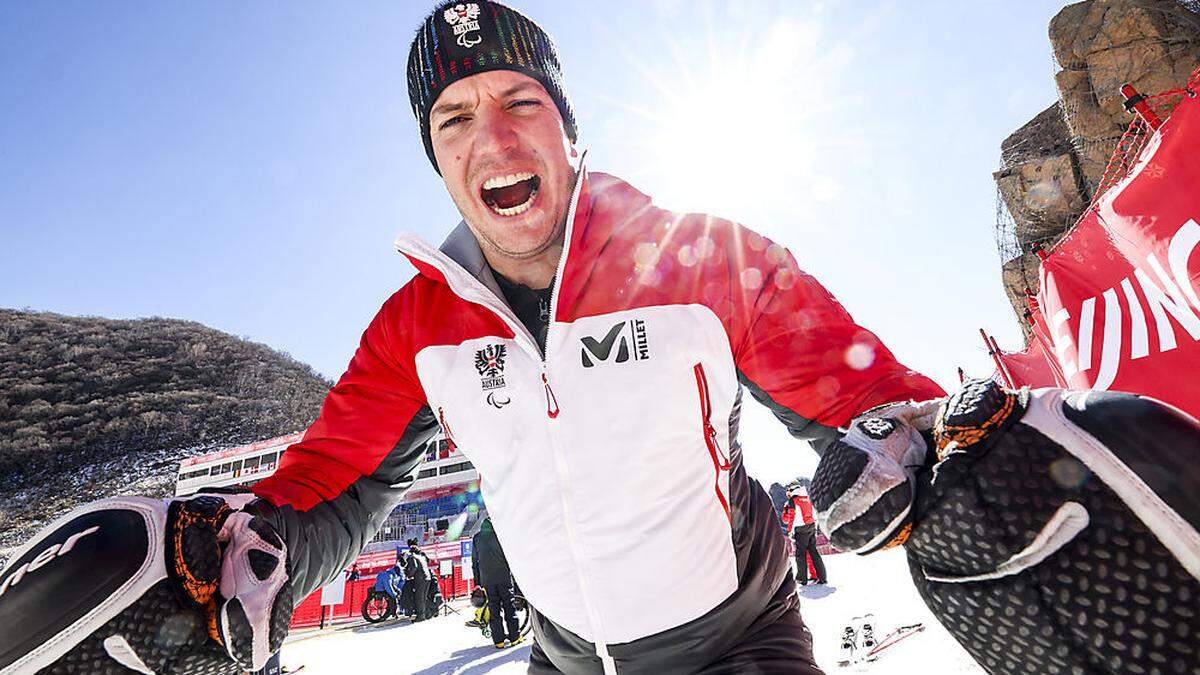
[694,363,731,524]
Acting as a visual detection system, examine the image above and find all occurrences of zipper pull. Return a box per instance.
[694,363,730,469]
[706,422,731,470]
[542,373,560,419]
[438,407,457,450]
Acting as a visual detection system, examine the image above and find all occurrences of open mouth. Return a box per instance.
[480,172,541,217]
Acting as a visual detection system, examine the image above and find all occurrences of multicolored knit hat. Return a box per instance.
[407,1,578,174]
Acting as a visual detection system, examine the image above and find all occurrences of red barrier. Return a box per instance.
[1036,83,1200,418]
[288,558,477,630]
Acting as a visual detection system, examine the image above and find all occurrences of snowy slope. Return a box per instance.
[280,546,983,674]
[798,547,983,674]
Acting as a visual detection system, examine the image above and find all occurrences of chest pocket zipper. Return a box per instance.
[693,363,732,524]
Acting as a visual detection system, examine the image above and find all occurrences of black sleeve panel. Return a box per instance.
[738,370,839,455]
[246,406,438,600]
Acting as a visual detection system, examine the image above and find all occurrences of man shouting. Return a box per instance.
[0,2,943,673]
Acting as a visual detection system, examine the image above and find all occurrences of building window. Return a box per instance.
[438,462,471,475]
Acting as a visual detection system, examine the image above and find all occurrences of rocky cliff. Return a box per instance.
[994,0,1200,338]
[0,309,331,561]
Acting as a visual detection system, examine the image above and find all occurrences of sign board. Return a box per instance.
[461,555,473,580]
[319,571,347,606]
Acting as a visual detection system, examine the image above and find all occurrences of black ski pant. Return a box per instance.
[485,582,521,644]
[527,569,822,673]
[793,525,826,583]
[410,578,430,621]
[399,581,415,617]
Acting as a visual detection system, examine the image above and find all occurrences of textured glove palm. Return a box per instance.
[809,398,941,553]
[0,494,292,674]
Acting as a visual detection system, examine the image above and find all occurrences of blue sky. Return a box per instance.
[0,1,1070,481]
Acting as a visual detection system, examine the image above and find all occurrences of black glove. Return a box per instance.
[908,380,1200,674]
[816,379,1200,674]
[0,494,292,674]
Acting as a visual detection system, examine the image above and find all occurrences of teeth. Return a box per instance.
[482,172,535,190]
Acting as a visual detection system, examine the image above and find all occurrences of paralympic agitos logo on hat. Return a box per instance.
[444,3,483,48]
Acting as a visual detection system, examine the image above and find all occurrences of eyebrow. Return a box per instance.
[500,82,541,98]
[431,82,544,117]
[431,100,468,117]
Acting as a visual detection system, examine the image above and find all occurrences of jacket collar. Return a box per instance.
[437,220,505,301]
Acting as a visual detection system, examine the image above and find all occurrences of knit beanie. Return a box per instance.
[407,1,578,174]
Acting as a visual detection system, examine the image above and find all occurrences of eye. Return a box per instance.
[438,115,469,131]
[508,99,541,109]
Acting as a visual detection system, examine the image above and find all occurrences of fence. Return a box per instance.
[289,543,477,630]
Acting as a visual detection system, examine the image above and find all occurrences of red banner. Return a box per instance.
[995,337,1064,389]
[1037,91,1200,418]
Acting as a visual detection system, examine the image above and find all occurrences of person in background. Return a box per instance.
[394,548,414,618]
[782,485,826,586]
[472,518,523,649]
[405,538,433,621]
[373,562,406,604]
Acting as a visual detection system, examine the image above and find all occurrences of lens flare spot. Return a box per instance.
[634,242,658,269]
[816,376,840,398]
[740,267,763,290]
[677,245,699,267]
[443,511,470,541]
[845,343,875,371]
[1049,457,1090,489]
[766,243,787,265]
[774,268,797,290]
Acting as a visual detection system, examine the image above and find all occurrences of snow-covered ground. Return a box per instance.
[797,547,983,674]
[280,547,983,674]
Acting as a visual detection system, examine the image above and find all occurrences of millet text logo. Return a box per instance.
[580,319,650,368]
[443,3,482,48]
[475,344,507,390]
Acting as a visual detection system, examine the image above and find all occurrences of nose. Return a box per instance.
[473,105,520,156]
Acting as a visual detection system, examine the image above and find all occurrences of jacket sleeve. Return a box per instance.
[246,289,438,600]
[724,228,945,454]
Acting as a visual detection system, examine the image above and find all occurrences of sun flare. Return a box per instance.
[597,6,850,226]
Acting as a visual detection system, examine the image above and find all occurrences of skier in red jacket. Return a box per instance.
[782,485,827,586]
[1,2,948,673]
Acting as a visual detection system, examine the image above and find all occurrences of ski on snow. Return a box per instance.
[837,615,924,668]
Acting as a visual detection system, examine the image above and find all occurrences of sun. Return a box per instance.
[593,6,849,227]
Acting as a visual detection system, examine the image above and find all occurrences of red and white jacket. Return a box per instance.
[249,167,942,672]
[782,493,816,532]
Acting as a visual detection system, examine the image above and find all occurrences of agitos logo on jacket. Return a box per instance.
[580,319,650,368]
